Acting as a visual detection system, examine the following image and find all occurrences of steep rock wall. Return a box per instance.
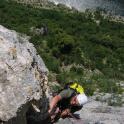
[0,25,49,124]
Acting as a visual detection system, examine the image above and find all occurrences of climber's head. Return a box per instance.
[70,94,88,106]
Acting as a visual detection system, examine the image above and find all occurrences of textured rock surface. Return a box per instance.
[78,98,124,124]
[0,25,49,123]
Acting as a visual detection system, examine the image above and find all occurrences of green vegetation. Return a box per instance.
[0,0,124,98]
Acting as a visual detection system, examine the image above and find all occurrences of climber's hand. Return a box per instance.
[60,109,71,118]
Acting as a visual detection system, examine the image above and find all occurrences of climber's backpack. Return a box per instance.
[64,82,84,94]
[52,82,84,97]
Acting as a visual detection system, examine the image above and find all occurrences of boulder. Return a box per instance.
[0,25,49,124]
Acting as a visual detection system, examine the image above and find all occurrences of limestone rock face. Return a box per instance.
[0,25,49,123]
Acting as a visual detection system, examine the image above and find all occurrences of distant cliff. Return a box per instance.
[0,25,49,124]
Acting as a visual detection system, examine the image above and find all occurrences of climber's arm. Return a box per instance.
[48,95,62,114]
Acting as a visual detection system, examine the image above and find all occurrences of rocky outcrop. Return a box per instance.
[0,25,49,124]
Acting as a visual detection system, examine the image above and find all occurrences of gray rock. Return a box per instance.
[77,98,124,124]
[55,118,73,124]
[0,25,49,123]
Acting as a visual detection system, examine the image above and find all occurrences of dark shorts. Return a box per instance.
[71,105,83,113]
